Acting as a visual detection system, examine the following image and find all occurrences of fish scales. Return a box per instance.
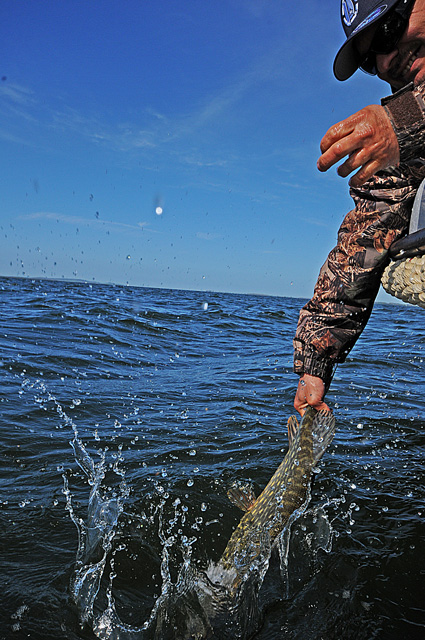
[217,408,335,586]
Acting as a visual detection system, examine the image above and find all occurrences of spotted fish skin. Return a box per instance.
[217,408,336,589]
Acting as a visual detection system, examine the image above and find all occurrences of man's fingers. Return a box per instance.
[336,148,368,178]
[318,140,353,172]
[294,396,331,417]
[318,130,363,173]
[294,374,329,417]
[320,117,356,154]
[317,105,400,183]
[318,116,378,173]
[313,399,331,413]
[349,159,381,188]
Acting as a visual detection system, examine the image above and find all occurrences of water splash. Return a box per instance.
[64,437,129,627]
[21,379,336,639]
[68,451,334,638]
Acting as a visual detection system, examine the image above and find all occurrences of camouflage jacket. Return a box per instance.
[294,81,425,387]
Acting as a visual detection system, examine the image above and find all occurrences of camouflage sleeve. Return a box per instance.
[382,81,425,165]
[293,169,419,386]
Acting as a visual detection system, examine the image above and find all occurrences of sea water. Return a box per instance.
[1,276,424,639]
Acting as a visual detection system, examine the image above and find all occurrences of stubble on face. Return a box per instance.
[354,1,425,89]
[376,0,425,89]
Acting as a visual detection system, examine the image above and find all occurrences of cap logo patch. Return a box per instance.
[342,0,359,27]
[352,5,388,34]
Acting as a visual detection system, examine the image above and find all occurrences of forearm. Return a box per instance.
[294,169,418,386]
[295,78,425,387]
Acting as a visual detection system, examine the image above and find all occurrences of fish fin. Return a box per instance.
[311,409,336,464]
[227,482,257,512]
[287,415,299,444]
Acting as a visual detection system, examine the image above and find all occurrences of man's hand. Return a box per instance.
[317,105,400,188]
[294,374,330,417]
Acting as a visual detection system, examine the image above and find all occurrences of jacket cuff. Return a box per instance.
[293,350,335,387]
[382,82,425,165]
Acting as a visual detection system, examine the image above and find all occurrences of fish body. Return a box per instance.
[152,409,336,639]
[208,408,336,592]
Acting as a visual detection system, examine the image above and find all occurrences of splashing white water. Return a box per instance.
[20,379,336,640]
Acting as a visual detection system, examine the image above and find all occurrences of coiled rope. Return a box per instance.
[381,254,425,309]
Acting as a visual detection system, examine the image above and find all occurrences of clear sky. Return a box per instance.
[1,0,393,300]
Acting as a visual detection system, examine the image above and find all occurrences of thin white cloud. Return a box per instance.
[231,0,284,19]
[299,216,334,229]
[0,129,33,146]
[1,36,288,158]
[0,82,35,105]
[0,83,162,152]
[20,211,152,232]
[0,33,296,188]
[273,180,313,193]
[182,155,229,168]
[48,107,159,151]
[196,231,222,240]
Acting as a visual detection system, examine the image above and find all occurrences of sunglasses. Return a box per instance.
[359,0,415,75]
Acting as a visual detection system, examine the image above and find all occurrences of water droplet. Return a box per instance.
[155,206,163,215]
[187,479,194,487]
[189,449,196,456]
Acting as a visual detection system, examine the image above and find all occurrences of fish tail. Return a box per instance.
[311,410,336,464]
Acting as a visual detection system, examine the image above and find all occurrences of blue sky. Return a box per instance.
[1,0,392,300]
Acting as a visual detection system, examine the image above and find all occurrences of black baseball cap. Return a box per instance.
[334,0,402,80]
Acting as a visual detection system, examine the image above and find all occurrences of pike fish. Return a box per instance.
[207,407,336,594]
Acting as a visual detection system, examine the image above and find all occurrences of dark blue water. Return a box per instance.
[1,276,424,639]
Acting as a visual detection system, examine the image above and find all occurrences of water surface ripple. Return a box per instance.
[0,277,424,639]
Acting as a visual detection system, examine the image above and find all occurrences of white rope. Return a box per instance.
[381,254,425,308]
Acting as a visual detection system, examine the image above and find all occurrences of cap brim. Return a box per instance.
[333,2,398,81]
[334,38,359,81]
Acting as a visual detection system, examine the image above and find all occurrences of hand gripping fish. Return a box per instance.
[207,408,336,594]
